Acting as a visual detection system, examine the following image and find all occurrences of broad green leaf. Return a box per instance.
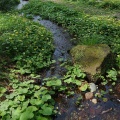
[22,100,29,111]
[0,87,7,94]
[75,80,81,86]
[12,84,18,89]
[12,107,21,119]
[59,86,67,91]
[34,90,42,98]
[36,116,48,120]
[0,111,6,117]
[79,84,88,91]
[42,94,51,102]
[112,82,116,86]
[8,100,14,106]
[64,78,73,84]
[49,90,55,95]
[6,92,17,99]
[20,111,34,120]
[46,79,61,86]
[17,87,28,94]
[26,106,38,112]
[41,106,53,115]
[30,99,43,105]
[0,100,9,111]
[34,85,40,90]
[107,68,117,81]
[29,84,34,88]
[20,106,37,120]
[17,95,25,101]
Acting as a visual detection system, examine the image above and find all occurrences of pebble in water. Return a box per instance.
[89,83,97,92]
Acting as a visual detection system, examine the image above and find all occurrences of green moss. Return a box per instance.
[70,44,110,75]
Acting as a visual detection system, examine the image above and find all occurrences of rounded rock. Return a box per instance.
[85,92,93,100]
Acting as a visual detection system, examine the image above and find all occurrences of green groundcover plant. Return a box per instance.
[0,72,56,120]
[0,64,88,120]
[88,0,120,10]
[0,13,54,73]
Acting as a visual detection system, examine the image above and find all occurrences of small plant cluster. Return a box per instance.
[43,65,88,96]
[0,71,56,120]
[21,0,120,66]
[0,0,19,11]
[100,68,118,86]
[0,13,54,73]
[88,0,120,10]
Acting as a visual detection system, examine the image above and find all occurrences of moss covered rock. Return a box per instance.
[70,44,110,81]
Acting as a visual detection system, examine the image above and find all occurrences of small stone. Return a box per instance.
[89,83,97,92]
[91,98,97,104]
[85,92,93,100]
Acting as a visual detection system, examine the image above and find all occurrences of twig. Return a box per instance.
[101,108,112,114]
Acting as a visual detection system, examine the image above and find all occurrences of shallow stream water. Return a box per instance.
[17,1,120,120]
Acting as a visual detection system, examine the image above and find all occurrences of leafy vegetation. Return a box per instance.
[0,0,120,119]
[88,0,120,10]
[66,0,120,10]
[44,65,88,95]
[0,71,55,120]
[0,64,88,119]
[0,13,54,73]
[0,0,19,11]
[21,0,120,71]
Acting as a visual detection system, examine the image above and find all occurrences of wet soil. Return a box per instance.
[54,85,120,120]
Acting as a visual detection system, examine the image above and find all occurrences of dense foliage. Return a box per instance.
[0,13,54,73]
[0,71,55,120]
[88,0,120,10]
[0,0,19,11]
[0,65,88,119]
[66,0,120,10]
[0,0,120,119]
[21,0,120,67]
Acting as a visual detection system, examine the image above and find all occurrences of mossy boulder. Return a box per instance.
[70,44,111,82]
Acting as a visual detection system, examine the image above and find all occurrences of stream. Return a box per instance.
[17,1,120,120]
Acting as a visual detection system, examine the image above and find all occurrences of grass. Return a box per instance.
[48,0,120,16]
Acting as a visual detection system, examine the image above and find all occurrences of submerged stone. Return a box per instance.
[70,44,110,82]
[85,92,93,100]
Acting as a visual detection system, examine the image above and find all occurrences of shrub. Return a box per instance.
[0,13,54,72]
[0,0,19,11]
